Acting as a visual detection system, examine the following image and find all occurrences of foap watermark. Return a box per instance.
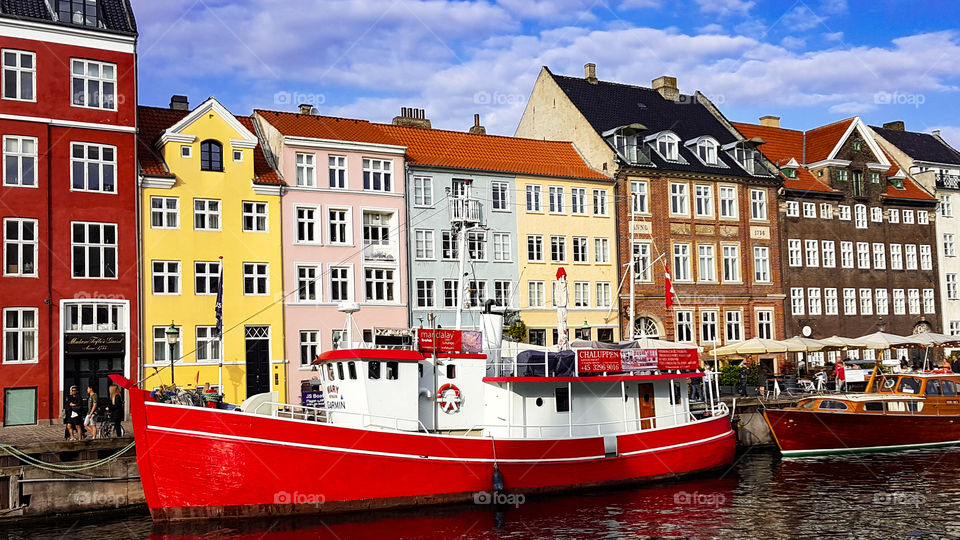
[274,490,325,508]
[74,491,127,508]
[274,91,326,107]
[473,90,525,107]
[874,91,925,108]
[873,491,925,506]
[673,490,726,508]
[473,490,525,508]
[677,93,726,106]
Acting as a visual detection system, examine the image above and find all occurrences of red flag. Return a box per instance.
[556,267,567,280]
[195,371,200,385]
[665,262,675,308]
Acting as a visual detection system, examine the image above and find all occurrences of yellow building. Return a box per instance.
[138,97,286,404]
[517,175,620,346]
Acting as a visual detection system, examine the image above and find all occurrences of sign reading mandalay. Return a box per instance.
[578,348,699,374]
[418,329,462,353]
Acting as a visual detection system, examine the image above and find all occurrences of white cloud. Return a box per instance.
[824,31,844,42]
[697,23,726,34]
[781,36,806,49]
[781,5,825,32]
[694,0,755,16]
[829,101,876,114]
[931,126,960,150]
[619,0,662,9]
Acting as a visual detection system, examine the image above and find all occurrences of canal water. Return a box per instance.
[3,447,959,539]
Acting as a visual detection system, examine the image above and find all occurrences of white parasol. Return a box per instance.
[555,267,569,350]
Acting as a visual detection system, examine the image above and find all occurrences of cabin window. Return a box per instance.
[898,378,921,394]
[386,361,399,380]
[925,379,941,396]
[326,364,335,381]
[880,377,897,393]
[536,397,544,407]
[942,380,957,396]
[887,401,924,413]
[555,387,570,413]
[670,382,683,405]
[863,402,884,412]
[818,400,848,410]
[337,362,345,380]
[800,400,817,409]
[446,365,456,379]
[347,361,357,380]
[368,361,381,380]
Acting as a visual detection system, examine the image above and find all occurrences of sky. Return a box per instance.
[131,0,960,147]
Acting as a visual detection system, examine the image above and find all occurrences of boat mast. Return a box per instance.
[629,188,636,339]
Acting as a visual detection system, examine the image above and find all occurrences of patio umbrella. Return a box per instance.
[710,337,805,356]
[904,331,960,347]
[783,336,827,352]
[855,331,914,349]
[570,338,692,350]
[819,335,870,349]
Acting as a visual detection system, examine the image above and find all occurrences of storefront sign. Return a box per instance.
[418,329,463,353]
[577,349,622,373]
[301,391,324,408]
[578,348,699,374]
[64,333,124,355]
[654,348,699,370]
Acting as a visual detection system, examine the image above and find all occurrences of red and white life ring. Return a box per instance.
[437,383,463,413]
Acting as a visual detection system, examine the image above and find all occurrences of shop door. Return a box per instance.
[63,355,124,409]
[638,383,656,429]
[245,326,270,398]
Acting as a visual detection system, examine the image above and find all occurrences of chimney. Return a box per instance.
[169,95,189,110]
[298,103,315,115]
[468,113,486,135]
[652,76,679,101]
[883,121,905,131]
[584,63,598,85]
[392,107,432,129]
[759,115,780,128]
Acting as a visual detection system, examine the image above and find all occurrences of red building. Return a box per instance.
[0,1,138,425]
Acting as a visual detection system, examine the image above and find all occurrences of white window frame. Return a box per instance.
[528,281,545,308]
[889,208,900,223]
[548,186,565,214]
[698,244,716,283]
[787,239,802,267]
[327,207,352,245]
[3,217,38,277]
[860,288,874,316]
[673,243,691,282]
[724,310,743,342]
[70,142,116,193]
[890,244,903,270]
[241,201,268,233]
[824,288,838,316]
[194,261,220,295]
[840,241,854,269]
[151,260,180,295]
[790,288,805,316]
[329,265,352,302]
[296,264,322,303]
[722,244,740,282]
[573,281,590,308]
[675,311,693,343]
[856,242,870,269]
[756,309,773,339]
[526,184,542,212]
[631,181,649,214]
[804,239,819,268]
[3,307,38,364]
[416,279,436,309]
[923,289,936,314]
[695,184,713,218]
[908,288,921,315]
[822,240,836,268]
[592,189,608,216]
[193,199,221,231]
[570,187,586,215]
[2,49,36,102]
[893,289,906,315]
[903,210,915,224]
[594,238,610,264]
[70,58,116,110]
[243,262,269,296]
[807,288,822,316]
[527,235,543,263]
[670,182,689,216]
[905,244,918,270]
[873,243,886,270]
[491,182,509,211]
[550,235,566,263]
[296,153,316,187]
[802,202,816,219]
[871,207,882,223]
[572,236,588,263]
[920,245,933,270]
[196,326,222,363]
[876,289,889,316]
[412,176,433,207]
[596,282,612,308]
[786,201,799,217]
[294,205,321,244]
[70,221,117,279]
[753,246,770,283]
[299,330,320,367]
[719,185,738,218]
[362,158,393,192]
[3,135,37,187]
[364,267,396,302]
[843,288,857,315]
[414,229,436,261]
[150,196,179,229]
[328,155,346,189]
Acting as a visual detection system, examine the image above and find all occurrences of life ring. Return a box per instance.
[437,383,463,413]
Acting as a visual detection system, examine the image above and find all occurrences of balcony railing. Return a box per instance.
[449,197,484,225]
[937,172,960,190]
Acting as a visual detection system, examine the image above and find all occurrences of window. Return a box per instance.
[3,136,36,186]
[946,234,956,257]
[837,169,849,182]
[365,268,395,301]
[330,266,350,302]
[71,222,116,278]
[151,261,180,295]
[695,185,713,217]
[242,202,268,232]
[908,289,921,315]
[844,288,857,315]
[840,241,854,269]
[467,231,486,261]
[437,231,456,261]
[416,279,435,308]
[412,176,433,206]
[806,288,822,316]
[328,209,350,245]
[725,311,742,341]
[2,50,34,101]
[198,140,223,172]
[414,230,435,260]
[467,280,487,307]
[570,187,586,215]
[572,237,588,263]
[296,264,321,302]
[802,202,816,219]
[889,208,900,223]
[657,133,679,160]
[362,158,392,191]
[786,201,799,217]
[363,212,391,247]
[952,321,960,337]
[494,280,511,307]
[893,289,906,315]
[4,387,37,426]
[753,246,770,283]
[194,199,221,230]
[196,326,221,362]
[873,243,886,270]
[890,244,903,270]
[4,218,37,277]
[756,310,773,339]
[555,387,570,413]
[71,58,115,109]
[675,311,693,342]
[948,274,958,300]
[700,310,718,342]
[942,195,954,217]
[295,153,316,187]
[860,289,874,316]
[719,186,737,218]
[854,204,867,229]
[871,207,882,223]
[528,329,546,346]
[150,197,178,228]
[790,288,804,315]
[243,263,268,295]
[905,244,918,270]
[920,245,933,270]
[787,239,802,267]
[749,190,767,220]
[838,205,851,221]
[71,143,115,193]
[631,181,648,214]
[596,282,612,308]
[300,331,319,367]
[698,245,716,282]
[633,242,651,281]
[3,308,37,363]
[673,243,691,281]
[549,186,565,213]
[550,236,566,262]
[734,146,757,173]
[574,282,589,308]
[592,189,608,216]
[594,238,610,264]
[328,155,346,188]
[876,289,889,316]
[722,245,740,282]
[820,203,833,219]
[670,183,689,215]
[822,241,836,268]
[526,185,542,212]
[903,210,915,224]
[492,182,508,211]
[857,242,870,269]
[824,288,838,315]
[870,171,881,184]
[527,235,543,262]
[804,240,819,268]
[194,261,219,295]
[918,211,929,225]
[924,289,936,314]
[67,303,125,333]
[294,206,319,243]
[233,150,243,162]
[528,281,545,307]
[451,178,468,198]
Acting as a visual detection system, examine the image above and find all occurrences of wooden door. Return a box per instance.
[638,383,656,429]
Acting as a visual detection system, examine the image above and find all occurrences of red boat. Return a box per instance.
[764,372,960,457]
[114,332,734,522]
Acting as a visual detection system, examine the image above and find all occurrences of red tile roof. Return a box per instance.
[733,121,839,194]
[137,105,188,177]
[879,150,935,201]
[804,118,854,163]
[237,116,283,185]
[254,110,402,146]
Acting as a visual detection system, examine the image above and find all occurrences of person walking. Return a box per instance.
[63,386,83,441]
[84,385,99,439]
[108,384,124,437]
[835,361,846,393]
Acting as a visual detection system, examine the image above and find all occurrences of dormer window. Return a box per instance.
[200,140,223,172]
[55,0,102,28]
[657,133,679,161]
[782,168,797,179]
[734,146,757,174]
[697,139,718,165]
[614,133,639,163]
[779,157,800,179]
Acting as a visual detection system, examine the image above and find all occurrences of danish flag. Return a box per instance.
[665,261,676,308]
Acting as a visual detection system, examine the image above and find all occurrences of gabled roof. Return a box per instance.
[870,125,960,166]
[255,110,402,146]
[804,118,855,163]
[546,68,761,178]
[379,124,609,181]
[879,149,935,201]
[0,0,137,35]
[732,121,839,194]
[237,116,282,185]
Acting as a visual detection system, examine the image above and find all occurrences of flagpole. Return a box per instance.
[216,256,224,393]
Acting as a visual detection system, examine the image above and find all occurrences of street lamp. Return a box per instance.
[165,323,180,388]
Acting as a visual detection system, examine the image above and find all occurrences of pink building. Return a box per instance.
[254,110,408,402]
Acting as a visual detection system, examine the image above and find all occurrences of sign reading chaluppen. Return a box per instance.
[578,348,699,373]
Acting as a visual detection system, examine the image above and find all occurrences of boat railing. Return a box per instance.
[253,401,429,432]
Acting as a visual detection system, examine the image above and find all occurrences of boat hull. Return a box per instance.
[763,408,960,457]
[117,378,735,521]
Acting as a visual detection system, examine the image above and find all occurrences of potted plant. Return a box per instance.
[719,364,740,395]
[745,362,764,396]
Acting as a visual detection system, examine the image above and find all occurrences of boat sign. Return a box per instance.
[577,349,623,373]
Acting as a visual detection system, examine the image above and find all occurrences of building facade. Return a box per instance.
[0,1,138,425]
[138,97,286,404]
[735,117,940,342]
[871,122,960,336]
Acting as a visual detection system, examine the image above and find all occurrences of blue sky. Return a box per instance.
[131,0,960,147]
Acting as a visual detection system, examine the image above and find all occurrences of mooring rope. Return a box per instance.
[0,442,135,473]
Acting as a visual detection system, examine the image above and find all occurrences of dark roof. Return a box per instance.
[0,0,137,35]
[548,68,762,178]
[870,126,960,166]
